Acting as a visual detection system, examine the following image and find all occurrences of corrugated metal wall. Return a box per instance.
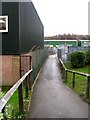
[19,2,44,54]
[2,2,19,55]
[0,1,2,54]
[1,1,44,55]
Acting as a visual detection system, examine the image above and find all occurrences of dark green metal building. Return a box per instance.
[0,0,44,55]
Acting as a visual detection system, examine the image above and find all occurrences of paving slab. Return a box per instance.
[28,54,88,118]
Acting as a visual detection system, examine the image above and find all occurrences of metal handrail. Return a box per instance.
[0,69,33,112]
[59,58,90,77]
[59,58,90,99]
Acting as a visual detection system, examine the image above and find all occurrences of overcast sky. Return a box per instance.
[32,0,89,36]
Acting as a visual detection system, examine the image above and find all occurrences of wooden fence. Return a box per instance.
[59,58,90,99]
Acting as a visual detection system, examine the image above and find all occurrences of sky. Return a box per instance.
[32,0,89,36]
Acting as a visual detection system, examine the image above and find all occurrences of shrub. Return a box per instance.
[85,50,90,64]
[71,51,85,68]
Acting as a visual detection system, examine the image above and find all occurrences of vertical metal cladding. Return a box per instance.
[19,2,44,54]
[1,1,44,55]
[0,1,2,54]
[2,2,19,55]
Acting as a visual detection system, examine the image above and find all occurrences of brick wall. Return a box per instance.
[1,55,20,86]
[0,53,32,86]
[21,55,31,77]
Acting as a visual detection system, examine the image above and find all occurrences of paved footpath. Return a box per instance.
[28,54,88,118]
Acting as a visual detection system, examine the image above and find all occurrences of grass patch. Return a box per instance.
[64,62,90,102]
[79,50,88,53]
[1,85,31,119]
[65,62,89,74]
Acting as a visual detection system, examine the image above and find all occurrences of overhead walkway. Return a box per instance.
[28,54,88,118]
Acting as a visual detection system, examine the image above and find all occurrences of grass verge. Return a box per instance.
[64,62,90,103]
[1,86,31,119]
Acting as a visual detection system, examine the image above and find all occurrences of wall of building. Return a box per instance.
[1,55,20,86]
[1,53,31,86]
[2,2,19,55]
[1,1,44,55]
[0,1,44,86]
[0,1,2,55]
[19,2,44,54]
[20,53,31,77]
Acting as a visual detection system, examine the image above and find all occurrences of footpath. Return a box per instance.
[29,54,88,118]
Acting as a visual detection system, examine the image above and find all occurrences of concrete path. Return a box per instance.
[28,54,88,118]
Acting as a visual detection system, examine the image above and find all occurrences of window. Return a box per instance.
[0,16,8,32]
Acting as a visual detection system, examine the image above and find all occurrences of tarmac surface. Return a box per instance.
[29,54,88,118]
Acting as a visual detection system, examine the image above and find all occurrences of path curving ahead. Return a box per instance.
[28,54,88,118]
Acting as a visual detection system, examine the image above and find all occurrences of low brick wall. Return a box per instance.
[21,54,31,77]
[0,53,32,86]
[1,55,20,86]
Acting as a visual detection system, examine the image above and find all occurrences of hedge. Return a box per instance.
[71,51,85,68]
[85,50,90,64]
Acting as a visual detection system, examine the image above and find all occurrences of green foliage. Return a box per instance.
[85,50,90,64]
[0,91,4,119]
[71,51,85,68]
[65,62,89,74]
[2,104,27,119]
[1,87,31,119]
[0,91,4,99]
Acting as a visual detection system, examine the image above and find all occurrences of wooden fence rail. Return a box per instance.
[59,58,90,99]
[0,69,33,113]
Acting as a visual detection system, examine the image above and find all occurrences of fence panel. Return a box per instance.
[32,48,49,81]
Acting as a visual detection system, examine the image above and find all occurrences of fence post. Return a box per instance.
[29,56,32,89]
[65,70,67,83]
[18,84,24,113]
[72,72,75,89]
[60,60,63,79]
[25,76,28,98]
[62,68,64,79]
[60,62,63,77]
[18,56,24,113]
[2,106,5,113]
[86,75,90,99]
[62,68,65,82]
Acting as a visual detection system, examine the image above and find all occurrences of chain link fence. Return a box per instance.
[32,48,49,80]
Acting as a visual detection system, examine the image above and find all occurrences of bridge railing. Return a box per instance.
[59,58,90,100]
